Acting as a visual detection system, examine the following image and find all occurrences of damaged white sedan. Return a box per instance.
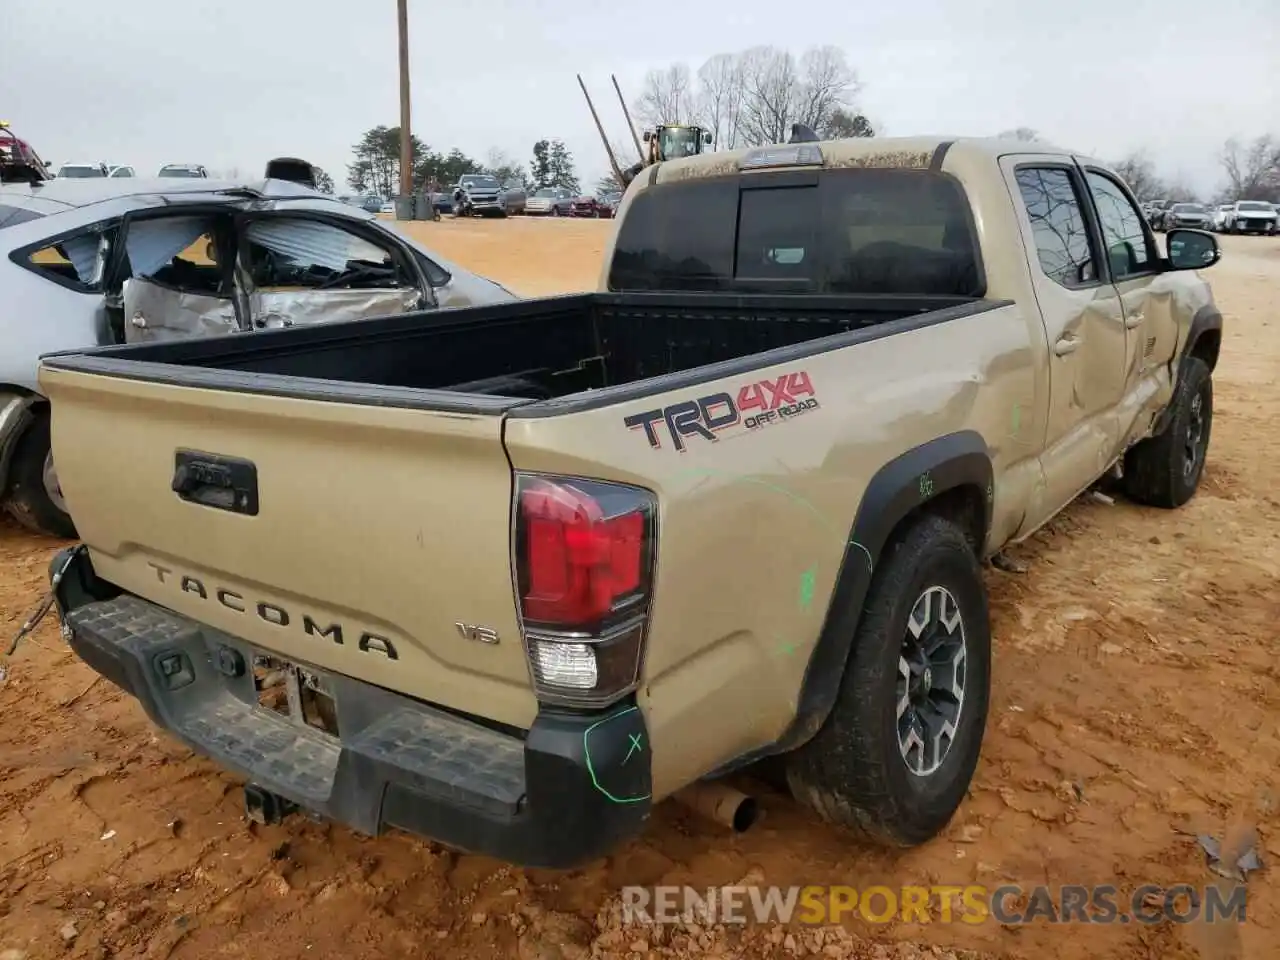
[0,176,519,537]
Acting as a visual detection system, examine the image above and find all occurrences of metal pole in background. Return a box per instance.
[397,0,412,198]
[611,75,645,162]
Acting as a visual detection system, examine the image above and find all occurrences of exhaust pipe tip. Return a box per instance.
[674,782,759,833]
[730,795,759,833]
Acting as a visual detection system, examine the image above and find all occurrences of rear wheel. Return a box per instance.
[3,409,77,539]
[551,206,561,218]
[785,514,991,846]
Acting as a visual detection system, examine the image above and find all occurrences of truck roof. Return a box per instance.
[649,135,1086,183]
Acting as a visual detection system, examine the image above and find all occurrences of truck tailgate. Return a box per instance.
[39,366,537,730]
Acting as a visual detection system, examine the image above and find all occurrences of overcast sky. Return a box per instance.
[4,0,1276,195]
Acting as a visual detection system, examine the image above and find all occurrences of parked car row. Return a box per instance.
[1143,198,1277,234]
[525,187,621,218]
[53,162,208,180]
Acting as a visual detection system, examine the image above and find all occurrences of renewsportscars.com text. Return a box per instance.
[620,884,1247,926]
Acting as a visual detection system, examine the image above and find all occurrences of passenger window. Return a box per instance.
[22,223,115,292]
[1014,167,1098,288]
[1085,172,1154,279]
[243,217,413,291]
[735,187,817,281]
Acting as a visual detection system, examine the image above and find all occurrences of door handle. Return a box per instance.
[1124,313,1145,329]
[173,450,260,516]
[1054,334,1081,357]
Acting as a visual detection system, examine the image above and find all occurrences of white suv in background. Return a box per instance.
[157,163,209,178]
[1220,200,1277,235]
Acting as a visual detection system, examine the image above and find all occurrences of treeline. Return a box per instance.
[341,126,582,197]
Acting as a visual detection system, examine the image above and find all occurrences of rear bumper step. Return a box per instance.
[51,547,652,869]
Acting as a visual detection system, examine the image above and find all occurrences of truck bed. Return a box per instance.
[42,291,988,412]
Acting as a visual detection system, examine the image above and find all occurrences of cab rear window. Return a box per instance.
[608,168,983,297]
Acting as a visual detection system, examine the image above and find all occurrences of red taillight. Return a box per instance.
[517,476,651,627]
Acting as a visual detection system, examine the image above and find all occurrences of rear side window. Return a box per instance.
[608,169,982,297]
[17,222,116,292]
[1014,167,1097,288]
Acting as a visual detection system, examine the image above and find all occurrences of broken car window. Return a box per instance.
[125,216,215,277]
[21,222,115,292]
[243,218,410,290]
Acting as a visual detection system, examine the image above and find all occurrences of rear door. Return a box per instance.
[110,207,242,342]
[236,211,433,329]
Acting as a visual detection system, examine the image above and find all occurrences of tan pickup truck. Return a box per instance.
[41,136,1223,868]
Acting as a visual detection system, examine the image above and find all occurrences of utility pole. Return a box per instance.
[397,0,412,197]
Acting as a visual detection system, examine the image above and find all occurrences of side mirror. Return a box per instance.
[703,132,713,145]
[642,131,652,142]
[1165,229,1220,270]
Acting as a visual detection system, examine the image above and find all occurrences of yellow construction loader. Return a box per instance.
[577,76,714,189]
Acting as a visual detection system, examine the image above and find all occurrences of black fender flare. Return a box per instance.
[1154,304,1222,435]
[708,430,993,774]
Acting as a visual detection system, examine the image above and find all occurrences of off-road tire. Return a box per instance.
[1123,356,1212,509]
[784,514,991,847]
[3,410,77,539]
[550,206,561,218]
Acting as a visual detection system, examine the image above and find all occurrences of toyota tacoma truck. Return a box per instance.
[40,136,1223,869]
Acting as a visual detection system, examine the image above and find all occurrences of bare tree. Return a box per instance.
[694,53,745,149]
[1220,135,1280,201]
[1110,151,1166,202]
[636,46,868,149]
[632,64,695,128]
[794,46,860,136]
[1164,179,1199,203]
[737,46,801,146]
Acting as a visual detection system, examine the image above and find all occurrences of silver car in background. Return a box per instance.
[1161,202,1212,230]
[524,186,574,216]
[0,176,519,538]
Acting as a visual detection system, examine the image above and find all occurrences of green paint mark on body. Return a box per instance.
[582,706,652,804]
[623,732,644,765]
[1011,403,1022,434]
[799,568,816,609]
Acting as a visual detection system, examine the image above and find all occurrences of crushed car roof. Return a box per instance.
[0,177,326,210]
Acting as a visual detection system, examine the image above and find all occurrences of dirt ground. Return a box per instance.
[2,220,1278,960]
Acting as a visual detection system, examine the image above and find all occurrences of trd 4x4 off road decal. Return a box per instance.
[624,371,819,452]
